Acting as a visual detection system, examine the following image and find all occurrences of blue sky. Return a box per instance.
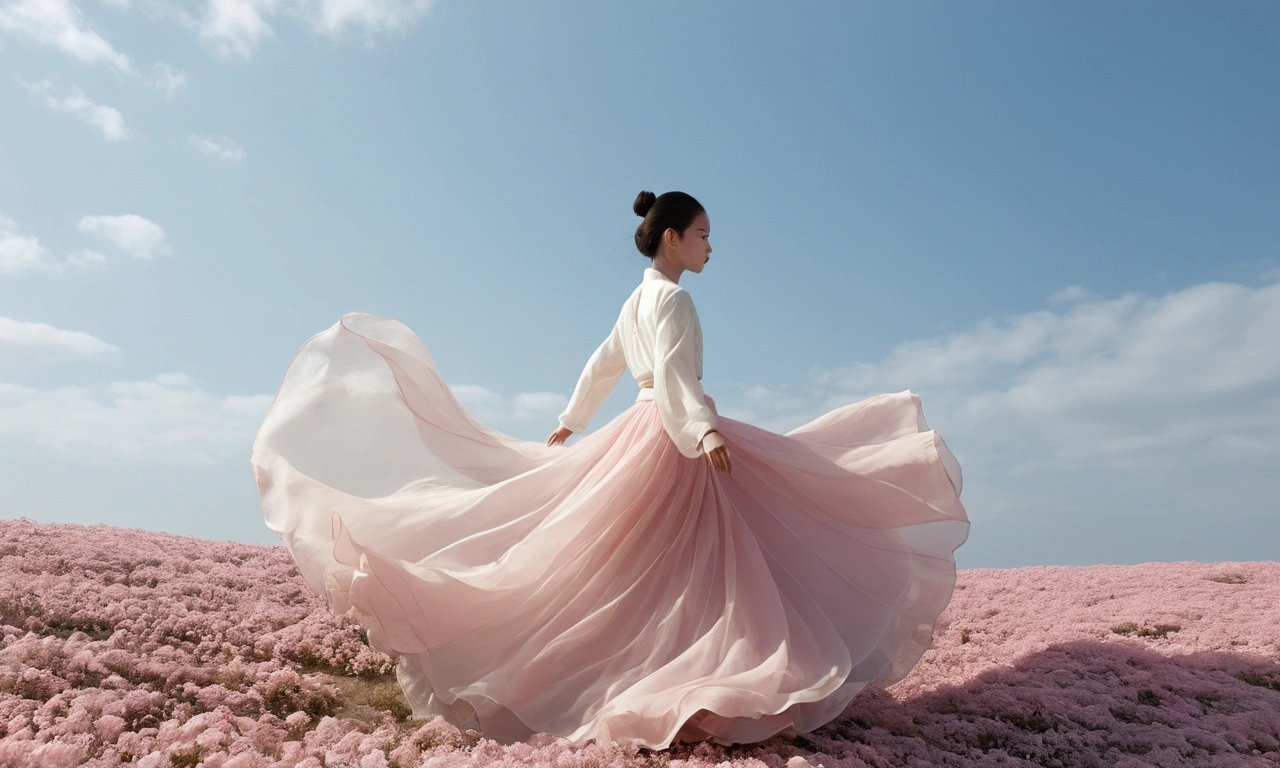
[1,1,1277,568]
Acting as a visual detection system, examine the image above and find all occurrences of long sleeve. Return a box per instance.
[653,290,719,458]
[557,317,627,434]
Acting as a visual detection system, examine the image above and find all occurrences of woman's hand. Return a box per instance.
[547,426,573,446]
[700,430,732,474]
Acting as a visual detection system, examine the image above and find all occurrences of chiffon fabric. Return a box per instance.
[250,280,970,751]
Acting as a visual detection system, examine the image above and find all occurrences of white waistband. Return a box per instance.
[635,386,717,411]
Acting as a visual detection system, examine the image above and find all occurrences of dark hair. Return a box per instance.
[633,190,705,259]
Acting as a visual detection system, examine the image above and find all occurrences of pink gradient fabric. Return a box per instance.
[250,312,970,750]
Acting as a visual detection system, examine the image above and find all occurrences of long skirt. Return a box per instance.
[249,312,970,750]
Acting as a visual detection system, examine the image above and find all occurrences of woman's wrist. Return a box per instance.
[699,429,724,452]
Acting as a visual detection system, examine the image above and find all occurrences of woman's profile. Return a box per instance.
[250,189,970,750]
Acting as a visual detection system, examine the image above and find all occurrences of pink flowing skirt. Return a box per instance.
[250,313,969,750]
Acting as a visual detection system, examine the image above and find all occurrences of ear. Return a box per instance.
[663,227,678,250]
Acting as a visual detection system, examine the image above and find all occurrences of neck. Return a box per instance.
[649,256,682,284]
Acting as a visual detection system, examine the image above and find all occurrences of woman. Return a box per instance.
[250,190,969,751]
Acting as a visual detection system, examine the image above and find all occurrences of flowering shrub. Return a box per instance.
[1,517,1277,767]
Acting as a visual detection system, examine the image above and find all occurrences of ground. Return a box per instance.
[0,517,1276,767]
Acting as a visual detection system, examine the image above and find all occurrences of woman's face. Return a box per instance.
[666,211,712,273]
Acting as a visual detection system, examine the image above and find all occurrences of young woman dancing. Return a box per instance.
[250,189,969,750]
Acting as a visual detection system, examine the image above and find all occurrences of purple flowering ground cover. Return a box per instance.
[0,518,1276,768]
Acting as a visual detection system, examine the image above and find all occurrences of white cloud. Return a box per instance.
[0,316,119,365]
[0,0,134,73]
[199,0,277,58]
[453,385,568,426]
[76,214,171,259]
[300,0,435,37]
[730,279,1280,531]
[3,0,442,65]
[815,308,1063,395]
[806,281,1280,467]
[198,0,437,58]
[17,77,129,141]
[0,373,272,463]
[0,213,63,275]
[150,61,186,98]
[1,213,168,274]
[188,133,245,161]
[1047,284,1091,304]
[716,383,808,423]
[66,249,108,268]
[510,391,570,422]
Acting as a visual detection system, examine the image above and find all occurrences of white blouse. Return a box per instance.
[557,267,720,458]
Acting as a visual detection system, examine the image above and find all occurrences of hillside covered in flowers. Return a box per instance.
[0,517,1276,768]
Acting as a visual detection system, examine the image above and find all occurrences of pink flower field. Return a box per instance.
[0,517,1276,768]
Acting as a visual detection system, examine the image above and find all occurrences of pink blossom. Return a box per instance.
[1,518,1277,766]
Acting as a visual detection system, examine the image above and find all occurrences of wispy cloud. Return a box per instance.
[77,214,171,259]
[0,373,272,463]
[150,61,186,98]
[66,249,108,269]
[0,0,134,73]
[808,280,1280,464]
[17,77,129,141]
[728,279,1280,523]
[0,213,63,276]
[198,0,438,59]
[199,0,277,58]
[452,385,568,426]
[2,213,169,274]
[188,133,245,161]
[714,383,808,423]
[3,0,443,68]
[0,316,120,365]
[1046,284,1093,304]
[300,0,436,37]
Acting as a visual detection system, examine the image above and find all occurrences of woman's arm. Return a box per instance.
[555,316,627,436]
[652,290,720,459]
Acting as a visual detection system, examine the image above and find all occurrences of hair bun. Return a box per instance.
[633,190,657,218]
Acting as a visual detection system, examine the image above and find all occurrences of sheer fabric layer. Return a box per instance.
[250,313,970,750]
